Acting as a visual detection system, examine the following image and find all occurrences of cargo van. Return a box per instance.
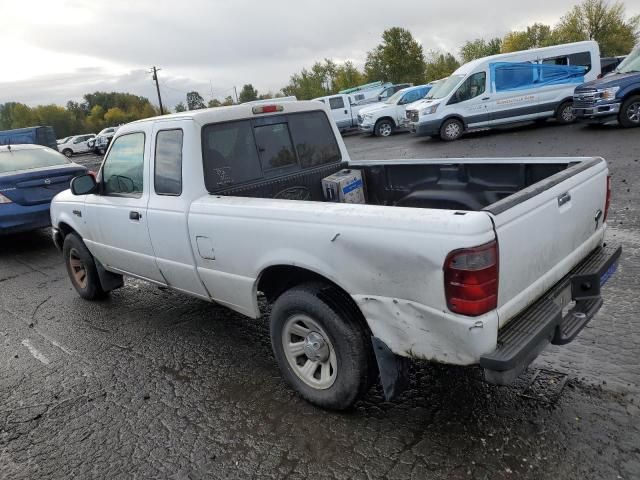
[407,41,601,141]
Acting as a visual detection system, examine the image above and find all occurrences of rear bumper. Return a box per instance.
[0,202,51,235]
[480,244,622,384]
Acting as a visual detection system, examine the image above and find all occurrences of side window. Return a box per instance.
[568,51,592,73]
[354,94,364,102]
[73,137,83,144]
[329,97,345,110]
[543,56,568,66]
[202,120,262,191]
[449,72,486,104]
[154,129,183,196]
[253,123,297,173]
[102,132,145,196]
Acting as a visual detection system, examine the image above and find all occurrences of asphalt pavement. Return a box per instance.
[1,120,639,479]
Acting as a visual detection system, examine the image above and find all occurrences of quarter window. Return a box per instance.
[449,72,486,104]
[329,97,345,110]
[154,129,183,195]
[102,133,145,196]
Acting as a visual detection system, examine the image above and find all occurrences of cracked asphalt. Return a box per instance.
[1,121,639,479]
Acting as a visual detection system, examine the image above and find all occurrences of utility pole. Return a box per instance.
[234,86,238,104]
[150,66,165,115]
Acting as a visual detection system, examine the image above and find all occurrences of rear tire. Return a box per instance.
[618,95,640,128]
[374,119,394,137]
[63,233,107,300]
[270,282,376,410]
[556,101,576,124]
[439,118,464,141]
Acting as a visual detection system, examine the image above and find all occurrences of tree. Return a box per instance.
[424,51,461,82]
[238,84,259,103]
[207,99,222,108]
[282,59,338,100]
[333,61,365,92]
[33,105,76,137]
[364,28,426,84]
[502,23,555,52]
[104,107,128,126]
[554,0,639,56]
[175,102,187,112]
[186,91,206,110]
[460,38,502,63]
[221,96,235,106]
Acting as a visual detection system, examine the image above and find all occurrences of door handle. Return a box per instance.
[482,97,490,101]
[344,110,348,114]
[129,211,141,221]
[558,192,571,207]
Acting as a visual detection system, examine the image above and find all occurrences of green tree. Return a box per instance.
[257,93,273,100]
[333,61,365,92]
[424,51,461,82]
[186,91,206,110]
[104,107,128,126]
[460,38,503,63]
[502,23,555,52]
[238,84,259,103]
[221,96,235,106]
[86,105,106,131]
[175,102,187,112]
[364,27,426,84]
[282,59,338,99]
[207,99,221,108]
[33,105,76,137]
[554,0,639,56]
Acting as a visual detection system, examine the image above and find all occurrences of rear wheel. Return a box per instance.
[556,101,576,124]
[63,233,107,300]
[62,149,73,157]
[270,282,375,410]
[618,95,640,128]
[439,118,464,141]
[374,119,394,137]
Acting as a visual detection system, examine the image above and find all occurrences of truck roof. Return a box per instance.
[127,101,327,128]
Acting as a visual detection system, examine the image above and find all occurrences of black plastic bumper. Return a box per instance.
[481,244,621,385]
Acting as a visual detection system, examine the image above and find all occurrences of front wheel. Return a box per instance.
[270,283,375,410]
[63,233,107,300]
[439,118,464,141]
[374,119,394,137]
[62,149,73,158]
[618,95,640,128]
[556,101,576,124]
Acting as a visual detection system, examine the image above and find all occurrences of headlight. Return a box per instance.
[598,87,620,101]
[420,103,440,116]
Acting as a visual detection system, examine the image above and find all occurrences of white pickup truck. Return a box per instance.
[50,101,620,410]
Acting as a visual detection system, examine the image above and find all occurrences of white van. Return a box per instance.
[407,41,601,141]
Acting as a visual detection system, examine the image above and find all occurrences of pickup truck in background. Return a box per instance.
[0,126,58,151]
[574,44,640,127]
[312,94,368,133]
[358,84,432,136]
[51,101,620,410]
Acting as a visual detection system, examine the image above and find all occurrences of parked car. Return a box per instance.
[57,134,96,157]
[50,101,620,410]
[0,145,86,234]
[57,136,71,145]
[0,126,58,151]
[376,83,412,102]
[313,94,370,132]
[91,127,119,155]
[573,45,640,127]
[407,41,601,141]
[358,84,432,136]
[599,56,626,78]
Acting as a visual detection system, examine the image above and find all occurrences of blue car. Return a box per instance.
[0,144,87,235]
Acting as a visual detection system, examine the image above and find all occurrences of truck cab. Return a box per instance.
[573,45,640,127]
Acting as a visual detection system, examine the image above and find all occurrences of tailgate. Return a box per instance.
[485,158,608,327]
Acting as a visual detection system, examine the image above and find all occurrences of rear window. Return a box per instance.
[0,148,69,174]
[201,111,341,192]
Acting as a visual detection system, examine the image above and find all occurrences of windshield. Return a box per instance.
[385,90,405,104]
[0,148,70,174]
[57,137,70,144]
[616,46,640,74]
[425,75,465,100]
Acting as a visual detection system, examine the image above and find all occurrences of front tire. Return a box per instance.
[374,119,394,137]
[618,95,640,128]
[270,283,375,410]
[439,118,464,141]
[63,233,107,300]
[62,149,73,158]
[556,101,576,124]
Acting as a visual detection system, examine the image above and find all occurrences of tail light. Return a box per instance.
[0,193,12,204]
[444,240,498,316]
[603,175,612,222]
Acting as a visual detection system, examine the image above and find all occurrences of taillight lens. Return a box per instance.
[0,193,12,204]
[444,240,498,316]
[603,175,611,223]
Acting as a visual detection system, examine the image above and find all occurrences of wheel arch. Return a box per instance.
[554,97,574,114]
[375,116,397,127]
[440,114,466,129]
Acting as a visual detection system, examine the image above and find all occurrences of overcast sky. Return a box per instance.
[3,0,640,109]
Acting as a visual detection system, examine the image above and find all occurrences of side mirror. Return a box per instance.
[71,174,98,195]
